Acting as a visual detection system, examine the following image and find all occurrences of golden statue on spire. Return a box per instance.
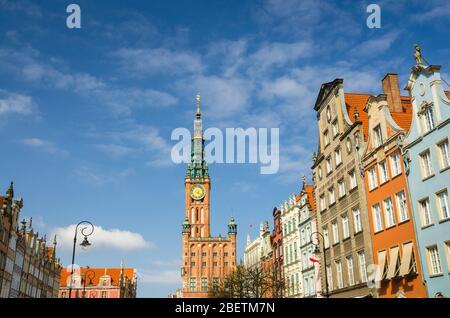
[414,44,424,66]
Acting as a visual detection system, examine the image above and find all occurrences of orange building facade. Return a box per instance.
[59,266,137,298]
[362,74,427,298]
[181,96,237,298]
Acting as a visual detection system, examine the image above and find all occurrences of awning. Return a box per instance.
[386,246,399,279]
[399,242,414,276]
[376,250,387,282]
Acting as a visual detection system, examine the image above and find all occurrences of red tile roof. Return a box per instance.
[345,93,413,138]
[304,185,315,211]
[446,91,450,99]
[295,185,316,211]
[60,267,135,288]
[345,93,371,140]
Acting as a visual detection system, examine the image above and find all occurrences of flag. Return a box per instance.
[309,257,319,263]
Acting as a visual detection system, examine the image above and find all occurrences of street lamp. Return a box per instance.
[68,221,94,298]
[310,231,329,298]
[82,267,96,298]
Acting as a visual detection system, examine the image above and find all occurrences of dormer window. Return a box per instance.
[419,102,435,133]
[373,125,383,148]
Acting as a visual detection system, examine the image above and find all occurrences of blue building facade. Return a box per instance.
[403,48,450,297]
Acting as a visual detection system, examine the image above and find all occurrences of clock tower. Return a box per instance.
[181,95,237,298]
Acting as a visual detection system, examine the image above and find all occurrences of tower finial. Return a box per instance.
[196,93,201,117]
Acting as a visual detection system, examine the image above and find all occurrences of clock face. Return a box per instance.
[190,184,205,200]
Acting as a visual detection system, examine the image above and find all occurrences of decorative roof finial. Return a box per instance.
[354,107,359,120]
[196,93,201,118]
[414,44,424,66]
[6,181,14,198]
[302,175,307,188]
[312,151,317,162]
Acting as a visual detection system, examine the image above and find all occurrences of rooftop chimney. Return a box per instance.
[382,73,403,113]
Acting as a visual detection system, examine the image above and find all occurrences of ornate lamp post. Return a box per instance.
[310,231,329,298]
[68,221,94,298]
[82,267,96,298]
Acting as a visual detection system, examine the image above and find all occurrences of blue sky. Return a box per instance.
[0,0,449,297]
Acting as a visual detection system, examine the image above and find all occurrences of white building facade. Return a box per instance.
[281,195,304,298]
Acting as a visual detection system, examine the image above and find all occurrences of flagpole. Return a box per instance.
[311,231,329,298]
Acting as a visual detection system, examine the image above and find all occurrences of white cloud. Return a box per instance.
[0,46,177,116]
[73,165,135,186]
[249,41,313,72]
[0,90,35,117]
[180,75,253,120]
[52,224,154,251]
[349,31,401,58]
[95,144,134,158]
[113,48,204,76]
[20,138,68,156]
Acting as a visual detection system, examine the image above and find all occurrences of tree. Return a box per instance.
[210,264,285,298]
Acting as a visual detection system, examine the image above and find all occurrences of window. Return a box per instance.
[373,125,383,148]
[427,246,442,275]
[437,190,449,220]
[326,157,333,174]
[202,252,207,257]
[335,148,342,166]
[213,262,217,267]
[201,277,208,292]
[191,252,196,256]
[189,278,196,292]
[445,242,450,272]
[201,262,206,267]
[424,106,435,132]
[420,150,434,179]
[191,262,195,267]
[324,130,330,146]
[419,198,433,226]
[368,167,378,190]
[332,221,339,244]
[323,227,330,249]
[379,160,389,184]
[372,204,383,232]
[437,140,450,169]
[358,251,368,283]
[390,152,402,177]
[304,277,309,296]
[349,170,357,190]
[353,208,362,233]
[212,277,219,288]
[338,179,346,198]
[336,261,343,289]
[224,262,229,266]
[342,215,350,239]
[383,198,396,228]
[320,194,326,212]
[61,291,67,298]
[328,187,336,205]
[347,256,355,286]
[102,291,107,298]
[326,265,333,291]
[293,241,298,261]
[395,191,409,222]
[213,252,218,257]
[332,120,339,137]
[224,252,229,257]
